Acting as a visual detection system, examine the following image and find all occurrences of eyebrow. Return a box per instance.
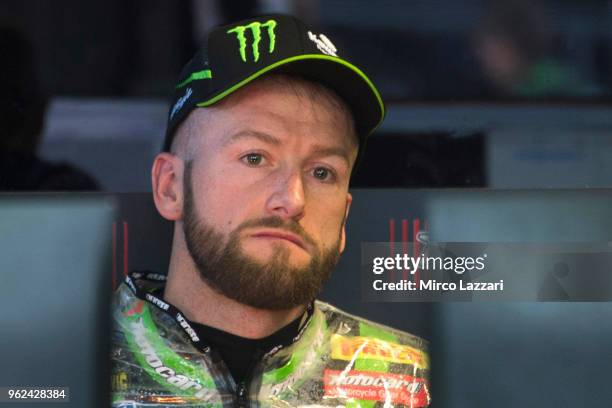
[310,145,352,167]
[223,130,281,147]
[223,130,352,166]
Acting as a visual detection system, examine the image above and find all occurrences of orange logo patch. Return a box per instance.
[330,334,428,369]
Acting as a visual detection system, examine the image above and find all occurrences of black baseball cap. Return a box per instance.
[163,14,385,158]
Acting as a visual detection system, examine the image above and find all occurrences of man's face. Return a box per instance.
[179,78,357,310]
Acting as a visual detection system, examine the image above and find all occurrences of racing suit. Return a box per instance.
[111,272,430,407]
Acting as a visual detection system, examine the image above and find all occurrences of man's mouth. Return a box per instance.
[249,230,307,250]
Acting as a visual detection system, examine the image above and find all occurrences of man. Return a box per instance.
[112,15,429,407]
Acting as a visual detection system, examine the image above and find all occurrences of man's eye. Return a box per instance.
[241,153,264,166]
[312,167,334,181]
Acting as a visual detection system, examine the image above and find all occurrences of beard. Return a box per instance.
[182,162,342,310]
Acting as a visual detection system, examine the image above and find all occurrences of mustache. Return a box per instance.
[235,216,316,248]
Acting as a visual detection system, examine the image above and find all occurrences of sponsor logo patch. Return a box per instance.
[330,334,428,369]
[112,371,129,391]
[307,31,338,56]
[323,369,428,406]
[227,20,277,62]
[123,300,144,317]
[170,87,193,120]
[130,319,209,398]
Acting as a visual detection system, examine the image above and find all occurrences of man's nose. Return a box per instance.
[265,167,306,220]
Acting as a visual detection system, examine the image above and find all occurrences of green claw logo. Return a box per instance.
[226,19,277,62]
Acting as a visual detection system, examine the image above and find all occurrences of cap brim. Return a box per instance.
[194,54,385,140]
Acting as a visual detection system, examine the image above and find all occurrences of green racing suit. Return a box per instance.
[111,272,430,407]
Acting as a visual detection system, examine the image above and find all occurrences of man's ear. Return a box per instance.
[151,153,184,221]
[339,192,353,254]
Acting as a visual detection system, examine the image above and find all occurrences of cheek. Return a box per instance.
[191,166,262,230]
[306,198,348,240]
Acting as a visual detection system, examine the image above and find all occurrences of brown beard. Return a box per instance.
[182,161,342,310]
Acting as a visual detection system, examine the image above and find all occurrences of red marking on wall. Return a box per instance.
[112,222,117,289]
[413,218,421,284]
[123,221,129,277]
[387,217,429,284]
[389,218,395,282]
[402,219,409,280]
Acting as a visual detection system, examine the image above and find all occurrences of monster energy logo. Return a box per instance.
[226,19,277,62]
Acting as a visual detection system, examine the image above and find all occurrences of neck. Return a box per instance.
[163,239,305,339]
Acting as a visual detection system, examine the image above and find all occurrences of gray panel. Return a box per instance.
[0,195,116,407]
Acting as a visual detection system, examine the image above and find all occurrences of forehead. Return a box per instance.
[174,76,358,158]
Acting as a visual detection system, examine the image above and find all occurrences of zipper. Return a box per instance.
[236,381,248,407]
[234,349,268,408]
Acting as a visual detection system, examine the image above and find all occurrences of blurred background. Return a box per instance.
[2,1,612,407]
[3,0,612,191]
